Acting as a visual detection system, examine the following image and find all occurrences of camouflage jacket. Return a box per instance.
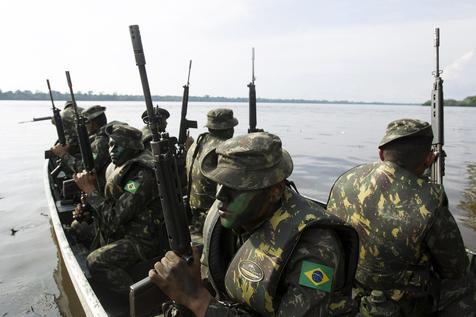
[201,187,358,316]
[86,151,164,259]
[63,125,111,189]
[186,133,229,211]
[327,161,468,298]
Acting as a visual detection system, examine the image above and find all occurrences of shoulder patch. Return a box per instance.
[298,260,333,292]
[124,180,140,193]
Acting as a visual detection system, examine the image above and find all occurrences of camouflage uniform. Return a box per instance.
[141,106,170,150]
[186,108,238,235]
[63,105,111,189]
[200,132,359,316]
[85,124,165,295]
[59,101,84,172]
[327,119,475,316]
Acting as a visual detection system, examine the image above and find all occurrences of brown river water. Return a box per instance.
[1,100,475,316]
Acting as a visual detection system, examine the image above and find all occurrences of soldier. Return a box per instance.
[50,101,84,173]
[74,124,166,296]
[327,118,475,316]
[186,108,238,235]
[60,105,111,190]
[141,106,170,150]
[149,132,359,316]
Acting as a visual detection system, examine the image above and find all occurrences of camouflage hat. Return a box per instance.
[141,106,170,124]
[379,118,433,148]
[60,105,83,131]
[83,105,106,121]
[105,124,144,151]
[64,100,74,109]
[201,132,293,190]
[205,108,238,130]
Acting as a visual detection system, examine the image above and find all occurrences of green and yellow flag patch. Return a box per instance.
[124,180,140,194]
[298,260,333,292]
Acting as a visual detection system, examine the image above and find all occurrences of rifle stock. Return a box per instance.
[129,24,193,315]
[430,28,445,185]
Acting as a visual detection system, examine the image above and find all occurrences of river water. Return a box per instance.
[1,100,475,316]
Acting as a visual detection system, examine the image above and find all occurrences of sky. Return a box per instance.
[0,0,475,103]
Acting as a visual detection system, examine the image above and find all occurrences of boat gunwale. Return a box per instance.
[43,160,108,317]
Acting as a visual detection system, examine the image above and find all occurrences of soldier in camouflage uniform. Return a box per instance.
[149,132,359,316]
[61,105,111,190]
[74,124,166,295]
[141,106,171,150]
[186,108,238,235]
[50,101,84,173]
[327,118,476,316]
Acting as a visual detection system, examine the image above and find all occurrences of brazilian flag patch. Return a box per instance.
[298,260,333,292]
[124,180,140,194]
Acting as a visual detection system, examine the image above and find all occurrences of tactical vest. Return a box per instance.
[327,161,444,295]
[187,133,228,211]
[202,187,358,316]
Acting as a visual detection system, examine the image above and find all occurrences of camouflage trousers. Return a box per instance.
[437,274,476,317]
[86,238,142,295]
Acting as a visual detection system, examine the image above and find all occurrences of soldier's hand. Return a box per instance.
[72,203,83,220]
[184,132,194,151]
[73,170,97,194]
[149,247,211,317]
[51,143,70,157]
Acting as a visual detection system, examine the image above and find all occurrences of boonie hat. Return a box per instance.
[83,105,106,121]
[106,124,144,151]
[205,108,238,130]
[142,106,170,124]
[379,118,433,148]
[200,132,293,190]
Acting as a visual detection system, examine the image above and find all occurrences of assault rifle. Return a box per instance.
[178,60,197,150]
[129,24,192,317]
[47,79,67,146]
[62,71,95,198]
[430,28,445,185]
[45,79,69,179]
[248,47,261,133]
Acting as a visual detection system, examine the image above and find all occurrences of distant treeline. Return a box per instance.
[423,96,476,107]
[0,89,415,105]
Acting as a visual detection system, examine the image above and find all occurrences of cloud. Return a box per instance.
[445,50,474,80]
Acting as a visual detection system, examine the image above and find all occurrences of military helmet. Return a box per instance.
[205,108,238,130]
[142,106,170,124]
[83,105,106,122]
[201,132,293,190]
[105,124,144,151]
[379,118,433,148]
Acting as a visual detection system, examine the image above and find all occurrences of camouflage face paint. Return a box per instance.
[216,185,268,229]
[109,140,128,166]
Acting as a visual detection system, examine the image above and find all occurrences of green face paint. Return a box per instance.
[216,185,268,229]
[109,140,128,166]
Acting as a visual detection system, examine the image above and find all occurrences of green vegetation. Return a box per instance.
[0,89,415,105]
[423,96,476,107]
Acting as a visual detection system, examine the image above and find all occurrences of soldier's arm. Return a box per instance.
[62,152,83,173]
[110,166,157,228]
[425,195,468,279]
[276,227,350,317]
